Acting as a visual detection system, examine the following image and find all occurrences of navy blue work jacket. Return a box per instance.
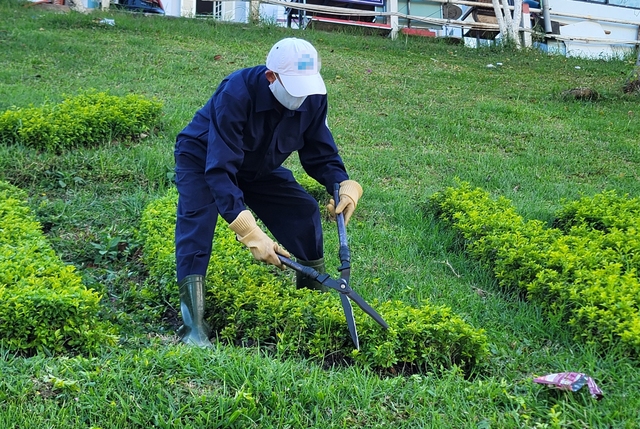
[175,65,349,224]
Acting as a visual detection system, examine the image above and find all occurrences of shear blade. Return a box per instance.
[348,292,389,329]
[340,294,359,350]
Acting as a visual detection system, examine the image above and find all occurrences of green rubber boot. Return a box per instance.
[177,274,213,347]
[296,258,329,292]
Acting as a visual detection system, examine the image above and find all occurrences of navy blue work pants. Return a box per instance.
[174,153,324,282]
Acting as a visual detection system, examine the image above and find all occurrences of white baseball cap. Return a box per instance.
[266,38,327,97]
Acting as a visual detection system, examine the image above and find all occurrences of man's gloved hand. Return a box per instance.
[229,210,290,268]
[326,179,363,225]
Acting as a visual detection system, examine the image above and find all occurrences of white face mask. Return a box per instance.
[269,79,307,111]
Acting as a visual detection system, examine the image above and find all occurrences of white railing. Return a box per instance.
[259,0,640,46]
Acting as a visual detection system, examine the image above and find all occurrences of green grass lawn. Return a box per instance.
[1,1,639,427]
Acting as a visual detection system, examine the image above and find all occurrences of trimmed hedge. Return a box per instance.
[0,181,116,354]
[139,189,488,373]
[430,182,640,356]
[0,91,162,151]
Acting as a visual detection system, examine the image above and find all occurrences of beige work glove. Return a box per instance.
[229,210,290,269]
[326,180,363,226]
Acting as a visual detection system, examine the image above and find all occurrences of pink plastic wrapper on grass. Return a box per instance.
[533,372,603,400]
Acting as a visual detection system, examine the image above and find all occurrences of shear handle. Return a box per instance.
[333,183,351,271]
[278,255,334,288]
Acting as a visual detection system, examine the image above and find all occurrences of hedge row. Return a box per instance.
[0,91,162,151]
[0,181,116,354]
[430,182,640,356]
[139,189,489,373]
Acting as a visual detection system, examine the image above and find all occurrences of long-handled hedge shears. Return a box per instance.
[278,183,389,349]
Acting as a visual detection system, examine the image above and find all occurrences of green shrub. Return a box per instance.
[139,189,488,373]
[0,91,163,151]
[430,182,640,357]
[0,181,117,354]
[554,190,640,232]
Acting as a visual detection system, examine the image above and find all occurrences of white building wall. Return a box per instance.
[225,0,250,22]
[181,0,196,16]
[162,0,182,16]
